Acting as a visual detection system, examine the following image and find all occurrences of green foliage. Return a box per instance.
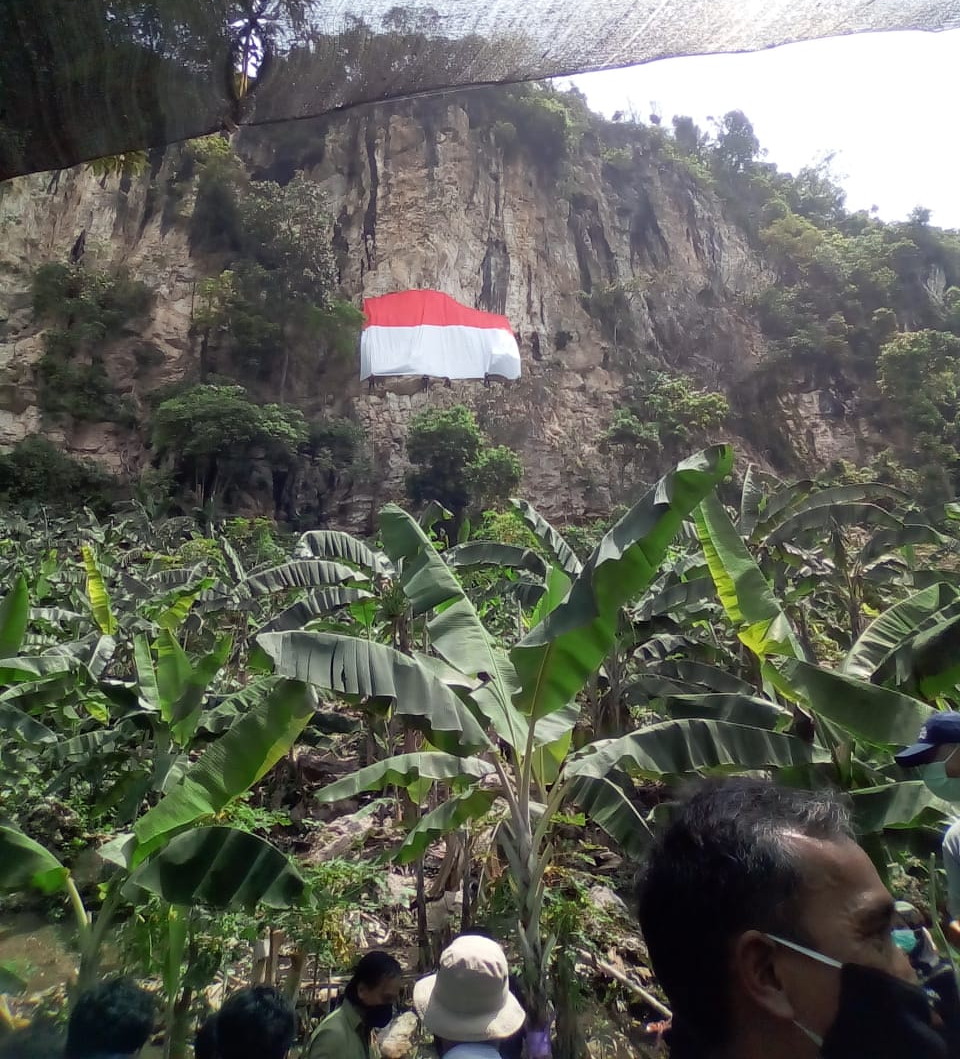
[0,437,118,510]
[464,83,590,172]
[31,263,151,425]
[656,106,960,481]
[601,373,729,491]
[151,385,307,505]
[877,330,960,470]
[308,417,364,470]
[84,151,148,181]
[405,404,523,522]
[305,299,364,359]
[473,508,541,550]
[578,280,641,353]
[188,149,357,390]
[32,263,152,339]
[471,446,523,507]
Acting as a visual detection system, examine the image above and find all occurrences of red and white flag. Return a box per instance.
[360,290,521,381]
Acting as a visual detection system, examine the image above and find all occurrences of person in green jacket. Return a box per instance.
[308,951,403,1059]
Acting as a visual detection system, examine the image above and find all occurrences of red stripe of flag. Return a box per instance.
[363,290,513,332]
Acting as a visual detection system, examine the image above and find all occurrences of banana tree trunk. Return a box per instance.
[496,757,556,1059]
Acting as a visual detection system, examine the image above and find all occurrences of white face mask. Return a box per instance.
[920,747,960,802]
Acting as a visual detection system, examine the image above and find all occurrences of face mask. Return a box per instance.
[766,934,947,1058]
[363,1003,394,1029]
[920,749,960,801]
[892,928,920,955]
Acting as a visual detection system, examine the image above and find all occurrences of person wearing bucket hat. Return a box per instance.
[413,935,526,1057]
[895,712,960,948]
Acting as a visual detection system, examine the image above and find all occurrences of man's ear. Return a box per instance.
[733,930,797,1022]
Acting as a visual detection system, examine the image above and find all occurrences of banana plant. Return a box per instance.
[631,488,960,868]
[251,447,827,1053]
[0,672,316,1059]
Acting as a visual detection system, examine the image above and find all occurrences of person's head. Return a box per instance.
[65,977,155,1059]
[213,986,295,1059]
[344,951,403,1027]
[413,935,525,1053]
[637,778,915,1058]
[896,713,960,795]
[0,1023,64,1059]
[193,1013,219,1059]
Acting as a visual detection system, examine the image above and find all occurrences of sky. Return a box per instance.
[567,30,960,229]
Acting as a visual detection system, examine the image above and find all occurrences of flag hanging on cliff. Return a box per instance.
[360,290,521,381]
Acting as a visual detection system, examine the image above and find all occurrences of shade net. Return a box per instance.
[2,1,959,181]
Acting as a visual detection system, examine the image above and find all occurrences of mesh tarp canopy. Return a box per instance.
[2,0,959,180]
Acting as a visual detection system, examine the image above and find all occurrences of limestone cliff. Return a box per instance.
[0,90,871,525]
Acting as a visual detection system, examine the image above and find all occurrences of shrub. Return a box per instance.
[151,384,308,505]
[36,356,136,425]
[405,405,523,522]
[0,436,118,510]
[31,262,150,425]
[309,417,365,470]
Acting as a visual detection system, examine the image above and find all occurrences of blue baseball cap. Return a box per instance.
[895,712,960,767]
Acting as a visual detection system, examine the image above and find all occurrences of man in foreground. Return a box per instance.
[637,778,948,1058]
[413,935,526,1058]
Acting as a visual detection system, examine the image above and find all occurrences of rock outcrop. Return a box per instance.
[0,92,871,524]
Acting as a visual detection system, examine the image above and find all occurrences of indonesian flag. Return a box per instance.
[360,290,522,381]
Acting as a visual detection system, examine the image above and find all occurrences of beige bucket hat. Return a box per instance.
[413,935,526,1042]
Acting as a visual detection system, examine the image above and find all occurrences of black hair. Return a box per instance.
[0,1023,64,1059]
[194,1013,219,1059]
[65,977,155,1059]
[636,778,853,1053]
[344,951,402,1005]
[214,987,295,1059]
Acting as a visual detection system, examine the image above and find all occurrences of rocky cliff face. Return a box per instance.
[0,92,870,525]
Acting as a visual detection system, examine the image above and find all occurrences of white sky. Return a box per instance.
[568,30,960,229]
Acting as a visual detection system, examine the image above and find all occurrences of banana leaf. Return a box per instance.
[295,531,393,575]
[239,560,366,597]
[565,771,652,859]
[0,827,68,893]
[850,782,954,834]
[394,789,500,864]
[444,541,548,579]
[563,717,828,782]
[133,679,316,859]
[780,659,933,746]
[511,499,583,577]
[381,504,527,750]
[315,752,494,803]
[128,827,304,909]
[842,583,960,681]
[695,492,803,661]
[255,588,375,636]
[513,445,733,721]
[81,545,118,635]
[257,632,490,755]
[0,574,29,657]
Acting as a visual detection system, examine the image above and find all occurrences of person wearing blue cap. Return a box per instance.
[895,712,960,946]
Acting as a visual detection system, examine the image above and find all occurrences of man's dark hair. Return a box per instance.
[214,986,295,1059]
[65,977,155,1058]
[0,1023,64,1059]
[344,950,402,1004]
[193,1013,218,1059]
[637,778,853,1053]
